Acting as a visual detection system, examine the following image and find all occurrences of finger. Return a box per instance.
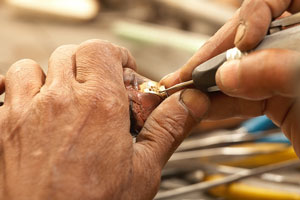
[119,46,137,71]
[45,45,77,87]
[216,49,300,100]
[205,92,265,120]
[281,102,300,156]
[204,91,293,123]
[134,89,210,168]
[160,10,240,87]
[235,0,292,51]
[0,75,5,95]
[5,59,45,105]
[161,0,300,87]
[288,0,300,13]
[75,39,136,84]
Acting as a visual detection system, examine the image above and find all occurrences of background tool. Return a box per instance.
[190,165,300,200]
[165,143,291,174]
[6,0,100,21]
[155,159,300,200]
[165,144,294,173]
[207,174,300,200]
[161,146,298,199]
[160,13,300,93]
[208,164,300,186]
[177,116,288,152]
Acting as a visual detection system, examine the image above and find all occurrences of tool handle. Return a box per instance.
[241,116,277,133]
[192,25,300,92]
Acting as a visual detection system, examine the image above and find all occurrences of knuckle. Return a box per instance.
[119,46,130,57]
[49,44,77,64]
[119,47,128,59]
[77,39,119,58]
[51,44,77,57]
[55,44,77,52]
[14,58,37,66]
[7,59,38,75]
[118,46,134,67]
[6,59,43,92]
[79,39,114,51]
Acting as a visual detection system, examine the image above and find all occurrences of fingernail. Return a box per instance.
[180,89,209,121]
[217,60,240,92]
[160,71,180,87]
[234,23,246,46]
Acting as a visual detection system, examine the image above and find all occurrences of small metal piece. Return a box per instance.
[139,81,167,98]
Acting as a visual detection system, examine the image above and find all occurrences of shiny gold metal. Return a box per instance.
[139,81,167,98]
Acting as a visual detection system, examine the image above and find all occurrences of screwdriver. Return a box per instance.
[161,48,243,93]
[160,16,300,94]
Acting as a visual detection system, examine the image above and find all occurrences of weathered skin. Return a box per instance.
[0,40,209,200]
[123,68,163,135]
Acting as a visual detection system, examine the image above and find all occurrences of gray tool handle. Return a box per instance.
[192,25,300,92]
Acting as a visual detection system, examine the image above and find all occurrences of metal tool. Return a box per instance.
[168,143,289,166]
[177,129,282,152]
[177,116,284,152]
[158,12,300,93]
[155,159,300,199]
[203,164,300,186]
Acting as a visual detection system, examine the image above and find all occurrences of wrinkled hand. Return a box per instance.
[0,40,209,200]
[161,0,300,155]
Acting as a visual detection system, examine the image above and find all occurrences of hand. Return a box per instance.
[0,40,209,200]
[161,0,300,155]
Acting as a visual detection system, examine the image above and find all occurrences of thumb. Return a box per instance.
[134,89,210,168]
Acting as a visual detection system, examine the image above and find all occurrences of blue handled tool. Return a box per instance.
[239,116,289,143]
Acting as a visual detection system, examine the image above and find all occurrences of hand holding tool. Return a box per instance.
[158,12,300,94]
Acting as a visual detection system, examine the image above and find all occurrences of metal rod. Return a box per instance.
[155,159,300,199]
[160,80,194,94]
